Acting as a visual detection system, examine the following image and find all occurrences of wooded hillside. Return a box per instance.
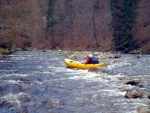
[0,0,150,53]
[46,0,150,53]
[0,0,46,51]
[46,0,112,51]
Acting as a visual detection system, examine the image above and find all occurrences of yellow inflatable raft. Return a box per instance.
[64,59,106,69]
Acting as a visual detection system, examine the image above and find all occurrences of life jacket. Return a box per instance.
[90,56,99,63]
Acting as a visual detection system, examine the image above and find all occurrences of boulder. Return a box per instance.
[126,79,146,88]
[137,107,150,113]
[125,90,143,98]
[88,67,101,72]
[126,79,141,86]
[136,55,142,58]
[148,93,150,99]
[114,54,122,58]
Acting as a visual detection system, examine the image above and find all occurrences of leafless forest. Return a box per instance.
[0,0,149,53]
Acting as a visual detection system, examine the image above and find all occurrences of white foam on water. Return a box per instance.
[136,74,150,78]
[7,80,21,84]
[37,66,43,68]
[130,103,149,107]
[67,70,104,80]
[13,73,30,77]
[65,68,76,72]
[0,74,30,79]
[47,65,68,73]
[92,73,126,83]
[41,71,51,74]
[107,60,131,70]
[100,89,126,96]
[0,92,29,108]
[0,60,11,63]
[68,74,102,80]
[108,73,125,77]
[48,57,60,60]
[34,81,43,85]
[128,111,137,113]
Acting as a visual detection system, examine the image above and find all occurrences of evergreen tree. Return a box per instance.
[110,0,139,52]
[46,0,55,48]
[47,0,55,33]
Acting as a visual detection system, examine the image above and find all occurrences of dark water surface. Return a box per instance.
[0,50,150,113]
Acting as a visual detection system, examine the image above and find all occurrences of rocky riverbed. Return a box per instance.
[0,50,150,113]
[63,50,150,112]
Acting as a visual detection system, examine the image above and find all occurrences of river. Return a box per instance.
[0,50,150,113]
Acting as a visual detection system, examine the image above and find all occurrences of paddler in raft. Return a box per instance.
[84,54,99,64]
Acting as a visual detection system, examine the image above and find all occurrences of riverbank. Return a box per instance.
[0,47,33,58]
[0,48,10,54]
[0,47,23,54]
[0,48,21,60]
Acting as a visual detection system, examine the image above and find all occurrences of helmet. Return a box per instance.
[88,54,92,57]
